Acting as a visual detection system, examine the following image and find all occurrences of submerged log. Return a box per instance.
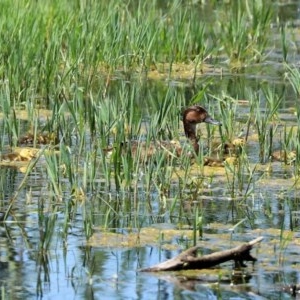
[140,237,263,272]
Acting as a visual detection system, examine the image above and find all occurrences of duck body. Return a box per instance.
[107,105,222,163]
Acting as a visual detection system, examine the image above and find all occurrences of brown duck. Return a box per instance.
[181,105,221,155]
[109,105,222,164]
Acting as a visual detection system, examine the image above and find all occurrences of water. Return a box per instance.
[2,103,300,300]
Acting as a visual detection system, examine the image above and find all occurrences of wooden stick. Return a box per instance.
[140,237,263,272]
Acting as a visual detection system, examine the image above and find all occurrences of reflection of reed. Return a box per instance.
[36,252,50,297]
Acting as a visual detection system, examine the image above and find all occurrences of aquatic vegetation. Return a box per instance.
[1,0,300,298]
[215,0,272,65]
[251,85,283,163]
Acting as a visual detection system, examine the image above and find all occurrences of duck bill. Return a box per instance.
[204,116,222,126]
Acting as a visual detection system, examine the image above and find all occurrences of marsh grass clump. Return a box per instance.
[0,82,20,147]
[215,95,242,155]
[272,125,298,166]
[0,0,215,100]
[224,144,257,200]
[215,0,272,65]
[252,86,283,163]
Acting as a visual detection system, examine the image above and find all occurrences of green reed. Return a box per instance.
[253,85,282,163]
[216,95,238,150]
[224,146,257,200]
[288,65,300,96]
[278,218,293,265]
[280,24,289,63]
[0,82,19,147]
[294,112,300,176]
[44,149,62,197]
[83,201,94,239]
[0,0,263,102]
[193,206,202,245]
[0,0,285,249]
[277,125,296,166]
[215,0,272,64]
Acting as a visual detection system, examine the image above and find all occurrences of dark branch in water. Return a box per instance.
[140,237,263,272]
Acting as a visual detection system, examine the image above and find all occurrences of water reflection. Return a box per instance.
[0,136,300,299]
[1,214,300,299]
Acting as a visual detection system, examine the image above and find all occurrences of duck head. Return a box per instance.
[182,105,221,153]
